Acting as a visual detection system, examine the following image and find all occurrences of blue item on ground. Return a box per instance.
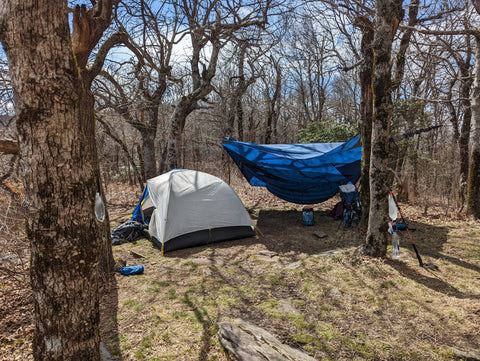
[118,265,144,275]
[222,135,361,204]
[302,206,314,226]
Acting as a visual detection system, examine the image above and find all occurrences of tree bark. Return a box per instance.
[140,125,158,179]
[167,94,201,170]
[458,52,473,209]
[359,0,404,257]
[0,1,115,359]
[0,139,19,154]
[354,15,374,229]
[467,35,480,219]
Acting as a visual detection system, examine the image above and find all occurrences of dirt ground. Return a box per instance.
[1,179,480,360]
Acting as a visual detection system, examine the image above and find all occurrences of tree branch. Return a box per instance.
[72,0,120,69]
[96,115,144,189]
[403,25,480,37]
[86,31,132,83]
[0,139,19,154]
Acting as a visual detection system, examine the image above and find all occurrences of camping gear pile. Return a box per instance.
[112,169,255,254]
[388,190,438,270]
[339,183,361,228]
[330,183,361,228]
[111,220,149,245]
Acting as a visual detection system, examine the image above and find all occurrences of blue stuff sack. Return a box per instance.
[302,206,314,226]
[118,265,144,275]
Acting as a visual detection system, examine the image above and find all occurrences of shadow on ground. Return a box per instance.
[166,208,364,261]
[100,275,122,361]
[385,219,480,300]
[169,208,479,301]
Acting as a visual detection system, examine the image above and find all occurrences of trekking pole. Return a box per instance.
[388,190,438,270]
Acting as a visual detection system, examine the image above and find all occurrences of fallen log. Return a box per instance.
[218,318,317,361]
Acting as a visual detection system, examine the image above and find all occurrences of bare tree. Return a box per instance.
[221,38,262,141]
[166,0,274,169]
[93,0,182,179]
[287,15,334,125]
[262,54,283,143]
[406,0,480,218]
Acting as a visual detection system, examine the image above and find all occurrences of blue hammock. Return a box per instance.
[222,135,361,204]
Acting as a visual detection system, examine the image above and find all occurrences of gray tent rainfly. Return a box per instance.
[137,169,256,253]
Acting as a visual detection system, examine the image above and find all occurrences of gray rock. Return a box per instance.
[453,348,480,360]
[314,231,328,239]
[100,342,113,361]
[278,299,300,314]
[329,288,342,297]
[285,261,304,269]
[218,319,317,361]
[191,257,225,266]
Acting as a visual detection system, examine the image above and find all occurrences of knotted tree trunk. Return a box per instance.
[0,1,117,359]
[467,34,480,219]
[359,0,404,257]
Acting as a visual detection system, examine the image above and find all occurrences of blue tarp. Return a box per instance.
[222,135,362,204]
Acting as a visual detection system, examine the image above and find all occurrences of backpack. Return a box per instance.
[111,220,149,245]
[339,185,361,228]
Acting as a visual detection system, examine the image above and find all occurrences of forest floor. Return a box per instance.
[1,178,480,360]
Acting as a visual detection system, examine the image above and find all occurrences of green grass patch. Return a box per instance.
[104,201,480,361]
[166,288,177,300]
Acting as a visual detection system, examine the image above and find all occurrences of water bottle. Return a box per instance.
[95,192,106,222]
[392,229,400,258]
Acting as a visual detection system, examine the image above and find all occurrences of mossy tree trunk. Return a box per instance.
[458,55,473,209]
[358,0,404,257]
[467,34,480,219]
[354,15,374,229]
[0,1,117,359]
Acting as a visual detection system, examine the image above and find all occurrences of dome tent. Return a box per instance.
[144,169,255,253]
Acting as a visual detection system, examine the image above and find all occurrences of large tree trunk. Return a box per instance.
[167,96,196,170]
[354,16,374,229]
[264,59,282,144]
[140,128,157,179]
[467,35,480,219]
[359,0,404,257]
[0,1,113,359]
[458,64,473,209]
